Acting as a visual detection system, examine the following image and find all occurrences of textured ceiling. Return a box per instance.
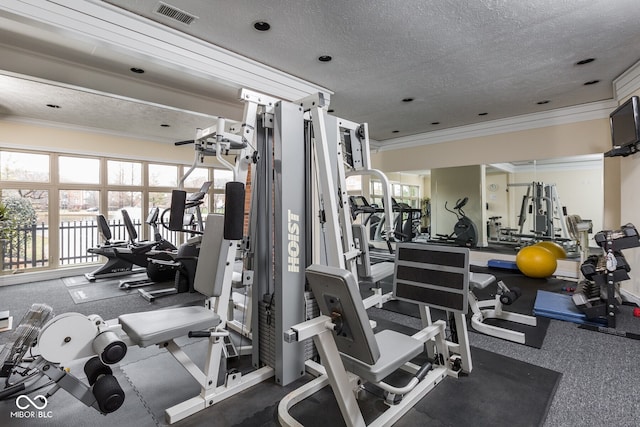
[0,74,220,142]
[1,0,640,144]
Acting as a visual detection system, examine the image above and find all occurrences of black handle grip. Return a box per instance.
[188,331,212,338]
[415,362,433,381]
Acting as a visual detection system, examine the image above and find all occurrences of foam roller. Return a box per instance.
[224,182,245,240]
[168,189,187,231]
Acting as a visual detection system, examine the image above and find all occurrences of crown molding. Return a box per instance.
[485,154,603,174]
[372,100,617,152]
[613,59,640,101]
[0,0,332,102]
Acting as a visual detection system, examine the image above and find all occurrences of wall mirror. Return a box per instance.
[357,154,604,252]
[427,154,603,250]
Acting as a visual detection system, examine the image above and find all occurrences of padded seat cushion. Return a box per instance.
[469,272,495,290]
[119,306,220,347]
[366,261,395,283]
[340,329,423,383]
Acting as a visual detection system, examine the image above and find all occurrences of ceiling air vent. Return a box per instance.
[155,2,198,25]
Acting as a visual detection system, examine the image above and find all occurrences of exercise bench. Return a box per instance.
[468,272,537,344]
[36,213,272,424]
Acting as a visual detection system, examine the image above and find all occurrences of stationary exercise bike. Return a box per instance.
[436,197,478,247]
[84,214,144,281]
[113,208,178,283]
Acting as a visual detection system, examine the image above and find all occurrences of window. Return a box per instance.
[213,169,233,189]
[149,163,178,187]
[1,151,49,182]
[109,193,143,245]
[108,160,142,186]
[1,149,215,275]
[149,192,176,242]
[108,190,142,222]
[372,181,382,197]
[59,189,100,265]
[59,156,100,184]
[149,192,172,209]
[183,167,209,188]
[345,175,362,192]
[211,169,234,213]
[1,189,49,270]
[371,181,420,208]
[212,193,225,214]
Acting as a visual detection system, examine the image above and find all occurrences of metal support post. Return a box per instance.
[273,100,306,385]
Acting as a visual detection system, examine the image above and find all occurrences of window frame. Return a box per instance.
[0,148,230,274]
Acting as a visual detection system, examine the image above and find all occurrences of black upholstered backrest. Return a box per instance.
[393,243,469,314]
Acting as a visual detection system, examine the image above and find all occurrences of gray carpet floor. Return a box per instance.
[370,307,640,427]
[1,273,640,426]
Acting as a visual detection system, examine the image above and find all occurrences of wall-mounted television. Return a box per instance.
[610,96,640,148]
[606,96,640,157]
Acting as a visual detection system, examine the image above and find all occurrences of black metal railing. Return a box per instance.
[1,223,48,270]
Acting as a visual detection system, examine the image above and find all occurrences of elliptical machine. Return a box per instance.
[436,197,478,247]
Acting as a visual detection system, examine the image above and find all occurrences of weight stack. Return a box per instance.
[258,292,319,369]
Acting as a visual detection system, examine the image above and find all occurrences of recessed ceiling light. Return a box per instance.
[130,67,145,74]
[537,100,550,105]
[392,130,399,133]
[318,55,332,62]
[478,112,488,116]
[431,121,440,125]
[253,21,270,31]
[160,124,171,127]
[584,80,600,85]
[46,104,60,108]
[402,98,414,103]
[576,58,595,65]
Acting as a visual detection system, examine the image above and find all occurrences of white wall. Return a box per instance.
[485,171,509,223]
[0,120,214,166]
[430,165,486,246]
[619,89,640,300]
[372,117,620,229]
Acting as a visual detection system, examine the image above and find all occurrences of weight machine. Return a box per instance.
[0,88,290,423]
[279,244,473,427]
[302,96,393,265]
[278,98,472,426]
[1,88,463,426]
[509,181,570,243]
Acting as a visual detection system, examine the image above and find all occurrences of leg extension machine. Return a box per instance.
[468,272,537,344]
